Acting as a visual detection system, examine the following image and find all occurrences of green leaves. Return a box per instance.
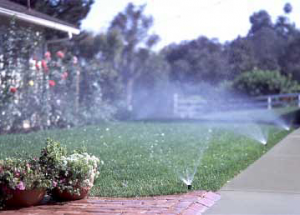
[232,69,300,96]
[39,138,100,194]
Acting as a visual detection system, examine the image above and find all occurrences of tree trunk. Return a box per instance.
[75,70,80,115]
[126,79,134,112]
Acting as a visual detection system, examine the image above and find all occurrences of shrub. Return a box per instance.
[0,157,51,208]
[232,69,300,96]
[39,138,101,195]
[57,152,100,194]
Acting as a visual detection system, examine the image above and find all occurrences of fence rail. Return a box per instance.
[173,93,300,118]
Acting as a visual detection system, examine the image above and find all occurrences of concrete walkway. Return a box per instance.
[205,128,300,215]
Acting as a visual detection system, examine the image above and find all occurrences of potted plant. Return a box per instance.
[40,138,101,201]
[52,151,100,200]
[0,157,51,209]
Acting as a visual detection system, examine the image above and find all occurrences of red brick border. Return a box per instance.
[0,191,220,215]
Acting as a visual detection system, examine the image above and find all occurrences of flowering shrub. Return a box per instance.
[0,158,51,190]
[0,20,116,133]
[57,152,100,194]
[0,157,51,208]
[39,138,67,185]
[0,138,101,208]
[39,138,101,195]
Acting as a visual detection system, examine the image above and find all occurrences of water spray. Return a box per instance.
[283,125,290,131]
[260,140,267,145]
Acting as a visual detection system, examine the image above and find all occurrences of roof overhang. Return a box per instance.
[0,7,80,37]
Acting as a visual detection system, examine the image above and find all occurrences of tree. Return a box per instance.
[284,2,292,14]
[164,37,229,84]
[249,10,273,35]
[132,50,170,118]
[250,27,283,71]
[108,3,159,111]
[247,10,287,71]
[70,30,124,102]
[279,37,300,81]
[275,15,297,41]
[226,37,256,77]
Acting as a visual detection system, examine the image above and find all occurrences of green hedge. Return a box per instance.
[233,69,300,96]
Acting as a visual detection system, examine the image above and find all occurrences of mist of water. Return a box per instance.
[132,83,292,187]
[148,125,212,188]
[177,127,212,187]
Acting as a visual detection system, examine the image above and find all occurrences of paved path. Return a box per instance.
[205,128,300,215]
[0,191,220,215]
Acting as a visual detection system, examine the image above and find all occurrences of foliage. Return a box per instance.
[57,152,100,194]
[226,37,256,78]
[108,3,160,111]
[76,59,118,124]
[0,27,115,132]
[39,138,67,183]
[39,138,100,195]
[164,36,229,84]
[2,2,300,131]
[284,2,292,14]
[249,10,273,35]
[0,19,43,133]
[0,157,51,208]
[232,69,300,96]
[279,37,300,81]
[41,50,80,127]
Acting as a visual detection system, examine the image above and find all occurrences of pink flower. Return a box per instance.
[41,60,48,72]
[49,80,56,87]
[52,181,57,187]
[16,181,25,190]
[44,51,51,60]
[73,56,78,64]
[14,170,21,177]
[56,51,65,59]
[61,72,68,80]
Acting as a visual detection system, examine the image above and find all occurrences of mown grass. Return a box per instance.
[0,122,291,197]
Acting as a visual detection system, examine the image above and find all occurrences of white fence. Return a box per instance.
[173,93,300,118]
[255,93,300,110]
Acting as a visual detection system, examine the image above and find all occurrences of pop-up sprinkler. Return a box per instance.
[187,184,192,190]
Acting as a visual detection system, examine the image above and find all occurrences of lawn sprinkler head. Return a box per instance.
[187,184,192,190]
[261,139,267,145]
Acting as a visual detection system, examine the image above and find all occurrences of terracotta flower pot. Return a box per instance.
[5,189,46,208]
[52,187,89,201]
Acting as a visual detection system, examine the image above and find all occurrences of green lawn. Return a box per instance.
[0,122,291,197]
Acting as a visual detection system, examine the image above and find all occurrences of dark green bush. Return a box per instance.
[232,69,300,96]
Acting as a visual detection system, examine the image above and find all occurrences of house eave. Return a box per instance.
[0,7,80,35]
